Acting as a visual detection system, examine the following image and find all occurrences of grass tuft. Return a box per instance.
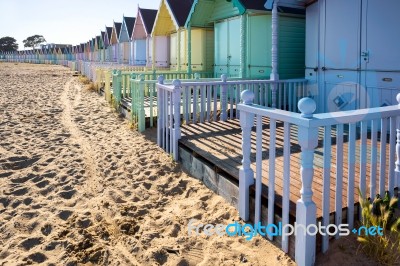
[357,189,400,265]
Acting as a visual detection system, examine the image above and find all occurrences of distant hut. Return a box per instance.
[104,26,113,62]
[131,7,157,67]
[110,21,122,62]
[119,16,135,64]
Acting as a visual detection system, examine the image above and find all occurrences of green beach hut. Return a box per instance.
[186,0,305,79]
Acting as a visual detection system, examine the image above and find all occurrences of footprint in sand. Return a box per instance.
[41,224,52,236]
[10,175,31,184]
[6,187,28,196]
[58,210,73,221]
[3,156,40,170]
[58,189,76,200]
[25,252,47,263]
[20,237,43,251]
[0,172,13,178]
[23,198,33,205]
[35,180,49,188]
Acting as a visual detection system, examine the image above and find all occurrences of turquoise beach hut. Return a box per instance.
[151,0,194,69]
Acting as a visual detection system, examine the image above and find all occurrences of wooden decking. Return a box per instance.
[179,118,394,218]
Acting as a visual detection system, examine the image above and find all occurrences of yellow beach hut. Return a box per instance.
[151,0,194,70]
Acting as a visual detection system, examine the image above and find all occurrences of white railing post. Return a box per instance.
[221,74,228,121]
[157,75,165,147]
[295,97,318,266]
[172,79,182,161]
[239,90,255,221]
[396,94,400,188]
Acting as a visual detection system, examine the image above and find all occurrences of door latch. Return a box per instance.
[361,51,369,62]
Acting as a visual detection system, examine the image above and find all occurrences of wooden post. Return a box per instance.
[296,97,318,266]
[220,74,228,121]
[239,90,255,221]
[187,22,192,76]
[240,14,247,78]
[172,79,181,161]
[157,75,165,147]
[152,36,155,70]
[270,0,280,107]
[270,0,280,81]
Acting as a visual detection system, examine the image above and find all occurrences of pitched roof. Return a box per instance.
[114,22,122,38]
[106,26,113,39]
[124,16,136,37]
[139,8,157,34]
[167,0,194,27]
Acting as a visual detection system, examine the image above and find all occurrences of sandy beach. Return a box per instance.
[0,63,298,265]
[0,63,381,266]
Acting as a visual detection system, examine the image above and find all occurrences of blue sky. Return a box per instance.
[0,0,160,50]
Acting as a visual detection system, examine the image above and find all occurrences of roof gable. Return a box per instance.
[167,0,194,27]
[104,26,112,46]
[119,16,135,42]
[125,17,136,38]
[140,8,157,35]
[111,22,122,44]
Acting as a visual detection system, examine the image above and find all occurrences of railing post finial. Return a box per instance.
[241,90,255,105]
[221,74,227,83]
[298,97,316,118]
[158,75,164,84]
[172,79,181,88]
[396,93,400,105]
[194,73,200,80]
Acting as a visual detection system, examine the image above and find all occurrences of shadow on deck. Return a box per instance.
[178,118,396,257]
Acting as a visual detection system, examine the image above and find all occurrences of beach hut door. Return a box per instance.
[317,0,400,112]
[318,0,361,113]
[215,17,241,77]
[360,0,400,109]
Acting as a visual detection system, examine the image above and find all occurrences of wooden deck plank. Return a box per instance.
[180,119,394,218]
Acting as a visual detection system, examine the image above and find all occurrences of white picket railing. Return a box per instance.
[237,91,400,266]
[156,77,308,160]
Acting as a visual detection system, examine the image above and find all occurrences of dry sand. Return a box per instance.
[0,63,295,265]
[0,63,379,266]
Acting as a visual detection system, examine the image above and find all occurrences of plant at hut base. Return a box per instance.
[357,189,400,265]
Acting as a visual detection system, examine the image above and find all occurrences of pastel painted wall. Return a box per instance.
[153,36,169,67]
[213,13,305,79]
[134,39,146,65]
[305,0,400,112]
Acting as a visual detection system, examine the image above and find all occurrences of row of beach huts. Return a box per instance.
[2,1,400,266]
